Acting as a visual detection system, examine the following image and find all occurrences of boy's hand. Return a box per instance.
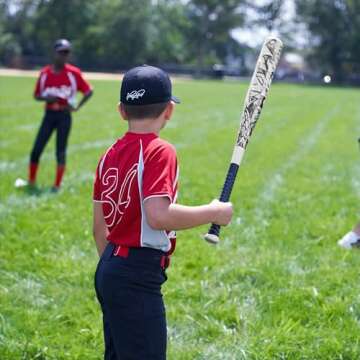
[210,199,233,226]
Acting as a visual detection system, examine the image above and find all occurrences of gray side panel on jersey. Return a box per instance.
[67,71,77,104]
[138,141,171,252]
[39,73,47,95]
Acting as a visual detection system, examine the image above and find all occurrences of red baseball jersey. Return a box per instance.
[34,63,92,111]
[93,132,179,253]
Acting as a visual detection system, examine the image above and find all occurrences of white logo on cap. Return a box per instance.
[126,89,146,101]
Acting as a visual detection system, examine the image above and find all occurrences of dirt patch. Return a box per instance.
[0,68,191,82]
[0,68,123,81]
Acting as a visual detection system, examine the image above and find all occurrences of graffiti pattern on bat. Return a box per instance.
[237,38,283,148]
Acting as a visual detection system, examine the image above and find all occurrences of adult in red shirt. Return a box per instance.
[29,39,93,191]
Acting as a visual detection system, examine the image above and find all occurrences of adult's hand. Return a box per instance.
[44,96,58,103]
[35,95,58,103]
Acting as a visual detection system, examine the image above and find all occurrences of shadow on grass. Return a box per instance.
[19,184,59,197]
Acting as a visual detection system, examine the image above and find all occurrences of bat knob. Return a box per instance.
[204,233,220,245]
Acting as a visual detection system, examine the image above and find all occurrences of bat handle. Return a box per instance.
[204,223,221,244]
[204,162,239,245]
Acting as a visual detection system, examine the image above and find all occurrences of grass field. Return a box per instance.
[1,75,360,359]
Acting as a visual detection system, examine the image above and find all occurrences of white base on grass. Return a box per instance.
[14,178,28,188]
[338,231,360,249]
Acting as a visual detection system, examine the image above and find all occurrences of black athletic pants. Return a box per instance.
[30,110,72,165]
[95,243,168,360]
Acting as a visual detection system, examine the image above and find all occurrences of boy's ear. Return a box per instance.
[119,103,128,120]
[164,101,174,120]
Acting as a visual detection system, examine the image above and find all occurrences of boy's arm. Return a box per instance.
[144,197,232,231]
[93,201,108,256]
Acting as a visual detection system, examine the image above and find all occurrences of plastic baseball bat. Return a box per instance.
[204,37,283,245]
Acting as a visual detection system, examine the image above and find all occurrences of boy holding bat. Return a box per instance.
[92,65,233,359]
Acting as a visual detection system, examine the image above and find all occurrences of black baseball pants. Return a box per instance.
[95,243,168,360]
[30,110,72,165]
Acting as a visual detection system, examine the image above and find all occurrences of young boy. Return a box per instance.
[92,65,233,359]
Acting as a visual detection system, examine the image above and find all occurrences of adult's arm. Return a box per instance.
[72,89,93,111]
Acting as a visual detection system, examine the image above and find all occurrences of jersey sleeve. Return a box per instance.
[33,70,46,97]
[74,70,92,95]
[143,143,178,202]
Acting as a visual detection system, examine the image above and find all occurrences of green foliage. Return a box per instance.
[103,0,152,67]
[3,0,360,79]
[184,0,245,67]
[33,0,98,58]
[249,0,285,32]
[147,0,189,64]
[1,75,360,358]
[295,0,360,82]
[0,0,249,70]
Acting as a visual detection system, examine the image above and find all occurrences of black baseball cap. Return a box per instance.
[120,65,180,105]
[54,39,71,52]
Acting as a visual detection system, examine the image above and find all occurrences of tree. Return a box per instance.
[33,0,98,59]
[93,0,152,69]
[0,0,39,63]
[0,0,252,72]
[345,0,360,75]
[185,0,245,72]
[146,0,189,64]
[0,1,22,65]
[0,0,98,66]
[295,0,360,82]
[248,0,284,32]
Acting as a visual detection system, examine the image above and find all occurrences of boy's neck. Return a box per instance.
[127,118,164,135]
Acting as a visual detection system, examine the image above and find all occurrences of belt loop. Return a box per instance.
[103,243,115,260]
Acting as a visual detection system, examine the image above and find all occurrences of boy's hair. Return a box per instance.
[122,102,169,120]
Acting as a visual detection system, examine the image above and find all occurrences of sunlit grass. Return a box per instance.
[1,76,360,359]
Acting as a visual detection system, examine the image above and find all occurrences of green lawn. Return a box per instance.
[1,75,360,359]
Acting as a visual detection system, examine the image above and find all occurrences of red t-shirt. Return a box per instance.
[34,63,92,111]
[93,132,179,253]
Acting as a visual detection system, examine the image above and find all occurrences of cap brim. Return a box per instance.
[55,46,71,52]
[171,95,181,104]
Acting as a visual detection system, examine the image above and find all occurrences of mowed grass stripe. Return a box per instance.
[272,89,359,243]
[250,105,339,224]
[197,87,341,248]
[176,84,335,209]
